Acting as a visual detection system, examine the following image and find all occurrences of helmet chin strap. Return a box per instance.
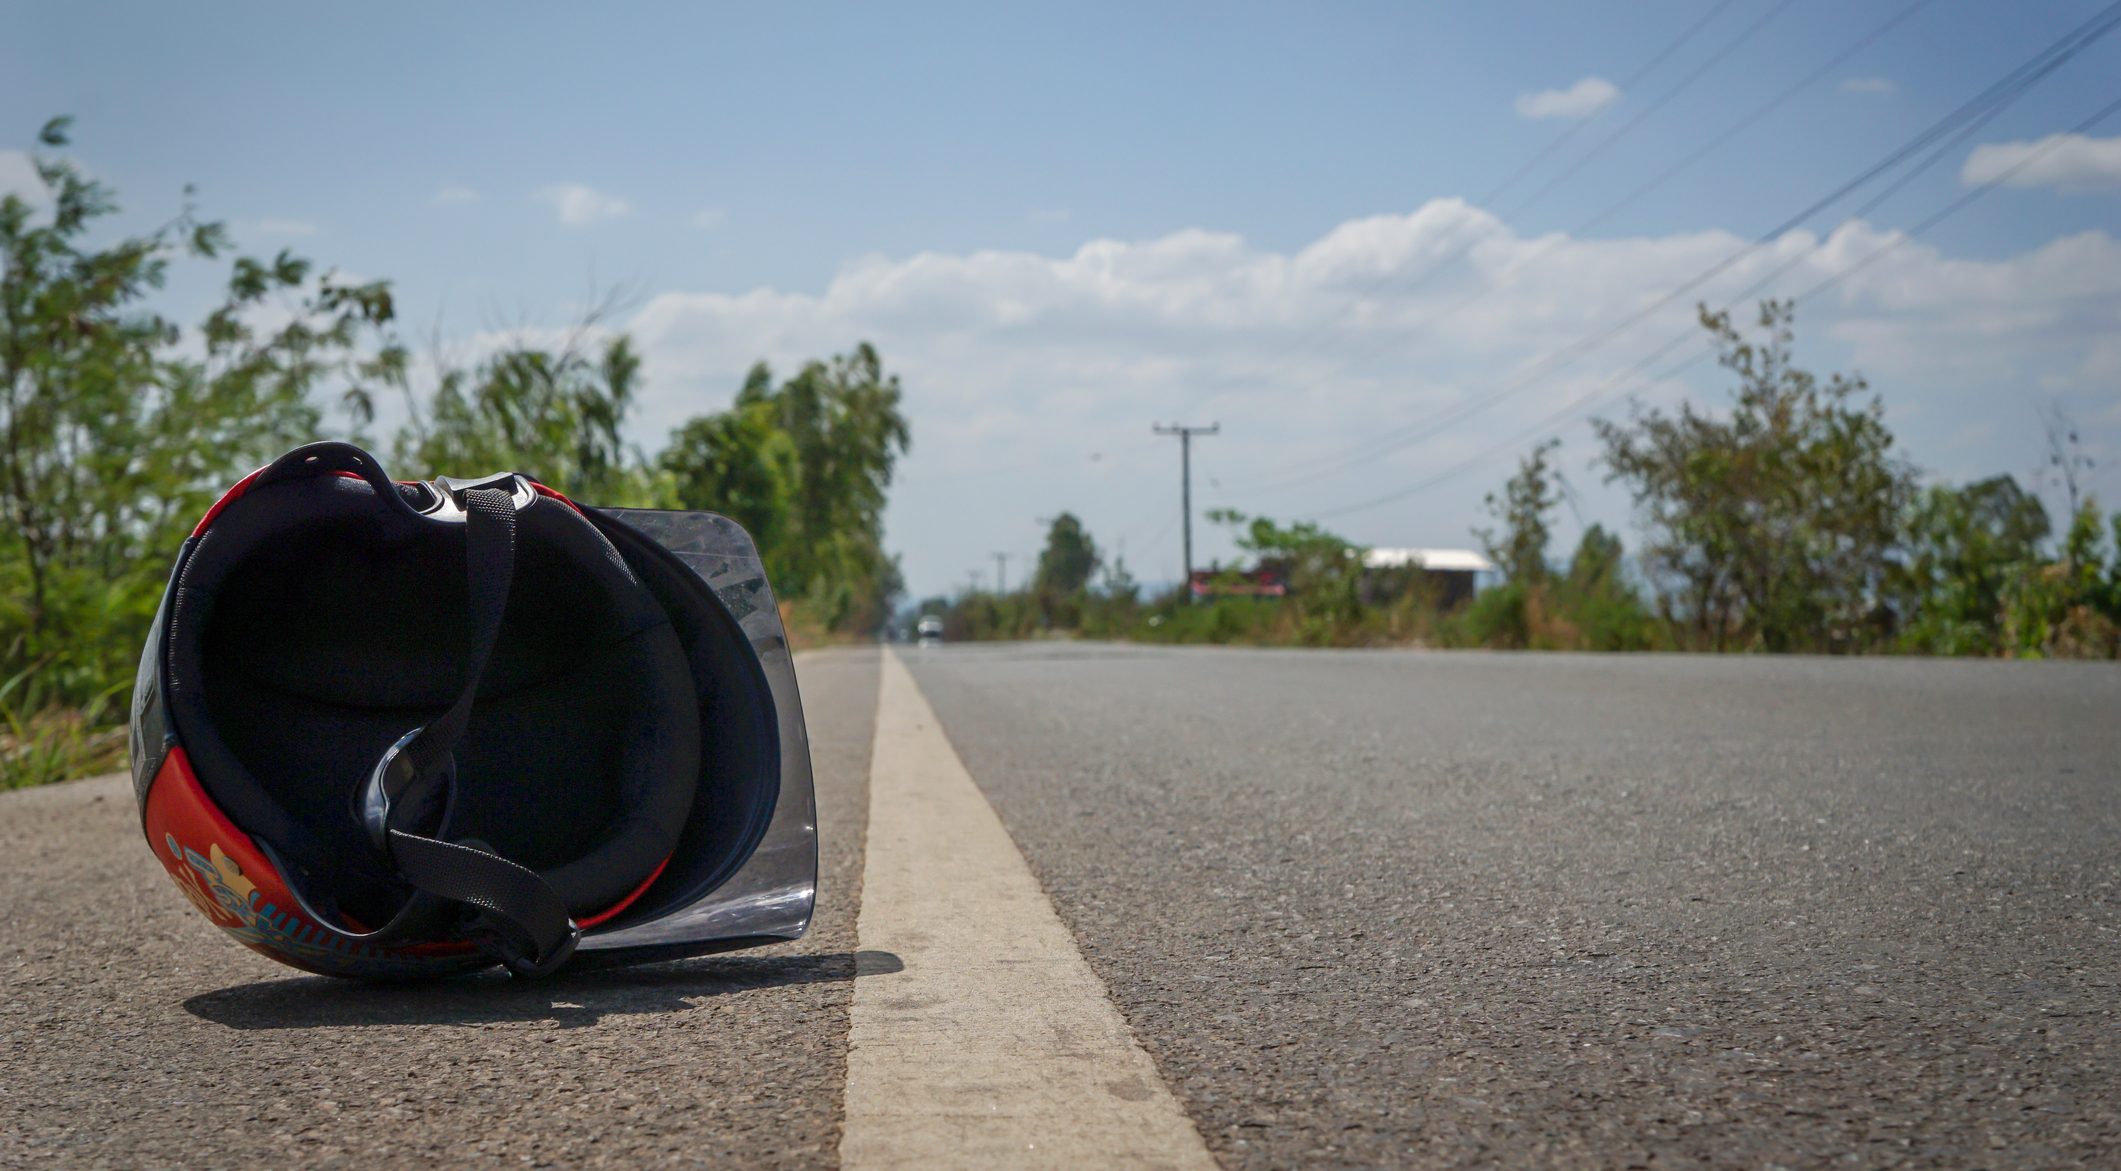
[350,483,580,977]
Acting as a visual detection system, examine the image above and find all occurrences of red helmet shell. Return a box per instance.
[143,745,482,977]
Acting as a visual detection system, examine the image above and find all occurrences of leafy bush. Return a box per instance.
[1999,501,2121,659]
[1596,301,1914,652]
[1441,581,1532,649]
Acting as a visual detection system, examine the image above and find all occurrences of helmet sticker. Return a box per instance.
[142,748,481,978]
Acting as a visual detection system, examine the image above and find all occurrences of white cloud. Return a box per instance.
[1841,77,1896,95]
[539,183,631,225]
[247,218,318,237]
[1961,133,2121,194]
[432,185,480,206]
[612,201,2121,595]
[1514,76,1619,121]
[0,150,47,204]
[690,206,726,229]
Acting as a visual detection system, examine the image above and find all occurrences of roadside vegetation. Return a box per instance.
[6,118,2116,787]
[2,120,907,787]
[922,301,2121,659]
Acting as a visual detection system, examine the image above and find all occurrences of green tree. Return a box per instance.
[2001,498,2120,658]
[395,332,664,507]
[1033,513,1100,596]
[661,396,797,556]
[1894,475,2049,655]
[1476,437,1562,584]
[1457,442,1659,651]
[1564,523,1626,593]
[662,344,910,632]
[2,117,399,707]
[1595,300,1915,652]
[750,345,910,601]
[1556,524,1657,651]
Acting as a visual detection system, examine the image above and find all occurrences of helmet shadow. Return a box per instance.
[179,948,903,1031]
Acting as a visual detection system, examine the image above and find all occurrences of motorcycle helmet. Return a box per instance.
[129,440,818,979]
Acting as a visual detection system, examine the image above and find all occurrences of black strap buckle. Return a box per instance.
[359,725,454,853]
[429,472,537,514]
[498,921,582,979]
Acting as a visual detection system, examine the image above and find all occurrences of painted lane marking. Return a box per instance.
[840,648,1217,1170]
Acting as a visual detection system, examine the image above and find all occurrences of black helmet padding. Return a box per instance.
[162,472,699,926]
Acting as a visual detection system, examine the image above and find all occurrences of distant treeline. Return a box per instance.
[920,301,2121,660]
[0,119,908,786]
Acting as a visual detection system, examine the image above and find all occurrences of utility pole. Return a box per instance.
[1152,422,1219,597]
[991,551,1010,594]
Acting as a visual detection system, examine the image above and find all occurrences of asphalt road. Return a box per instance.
[901,644,2121,1169]
[5,643,2118,1168]
[1,648,879,1169]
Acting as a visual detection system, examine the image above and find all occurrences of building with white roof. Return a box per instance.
[1360,547,1496,608]
[1361,548,1496,573]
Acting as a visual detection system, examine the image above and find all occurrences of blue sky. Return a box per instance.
[9,1,2121,596]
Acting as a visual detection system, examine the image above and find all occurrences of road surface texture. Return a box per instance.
[900,644,2120,1169]
[4,642,2117,1168]
[2,648,879,1169]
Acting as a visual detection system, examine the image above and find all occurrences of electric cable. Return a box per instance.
[1165,0,1761,421]
[1229,2,2121,494]
[1298,90,2121,520]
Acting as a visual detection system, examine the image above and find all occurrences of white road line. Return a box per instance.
[840,649,1218,1171]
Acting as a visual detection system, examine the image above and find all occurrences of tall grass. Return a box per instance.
[0,663,128,791]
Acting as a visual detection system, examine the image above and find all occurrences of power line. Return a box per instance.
[1230,1,2121,496]
[1788,94,2121,304]
[1479,0,1752,205]
[1319,0,1811,338]
[1499,0,1805,222]
[1167,0,1757,422]
[1267,0,1942,414]
[1232,0,1938,495]
[1300,89,2121,522]
[1575,0,1940,237]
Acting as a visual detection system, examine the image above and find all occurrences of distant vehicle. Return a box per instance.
[916,615,945,645]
